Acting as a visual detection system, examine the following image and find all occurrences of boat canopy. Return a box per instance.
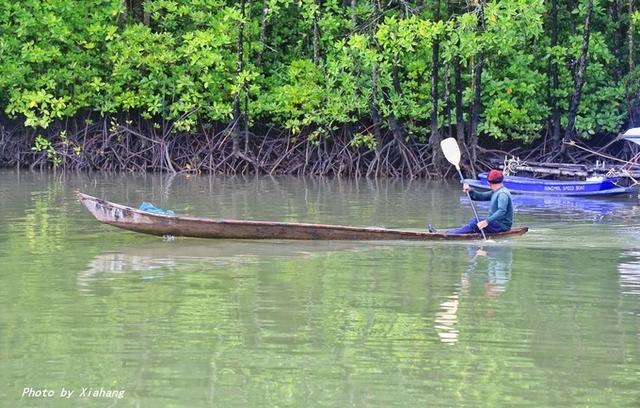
[623,128,640,145]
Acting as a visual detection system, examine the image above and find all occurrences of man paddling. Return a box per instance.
[428,169,513,234]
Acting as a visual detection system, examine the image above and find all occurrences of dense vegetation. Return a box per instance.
[1,0,639,175]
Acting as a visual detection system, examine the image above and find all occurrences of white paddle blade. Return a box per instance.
[440,138,461,168]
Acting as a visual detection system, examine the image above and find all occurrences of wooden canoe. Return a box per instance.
[78,193,529,241]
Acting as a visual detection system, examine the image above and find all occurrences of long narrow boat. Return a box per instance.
[465,172,634,196]
[78,193,528,241]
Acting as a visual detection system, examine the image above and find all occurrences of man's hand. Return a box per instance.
[463,183,470,193]
[477,220,488,230]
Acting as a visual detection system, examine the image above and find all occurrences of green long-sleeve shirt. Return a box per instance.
[469,187,513,230]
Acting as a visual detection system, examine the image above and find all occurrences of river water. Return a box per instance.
[1,169,640,407]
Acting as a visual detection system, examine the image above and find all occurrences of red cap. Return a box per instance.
[487,169,504,184]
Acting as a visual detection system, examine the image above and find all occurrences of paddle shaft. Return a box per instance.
[455,167,487,241]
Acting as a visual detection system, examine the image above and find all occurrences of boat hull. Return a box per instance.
[465,173,634,196]
[78,193,528,241]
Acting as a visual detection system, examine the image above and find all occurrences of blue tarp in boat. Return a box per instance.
[139,202,175,215]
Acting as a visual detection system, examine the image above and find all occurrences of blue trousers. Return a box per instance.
[447,216,509,235]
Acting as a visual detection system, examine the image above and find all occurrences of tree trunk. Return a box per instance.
[231,0,246,157]
[312,1,321,64]
[549,0,561,150]
[142,0,150,26]
[469,55,483,166]
[447,0,465,146]
[370,0,382,143]
[564,0,593,147]
[390,58,406,141]
[430,0,442,169]
[124,0,150,24]
[630,0,639,126]
[454,54,465,145]
[257,0,269,64]
[351,0,357,27]
[371,64,382,142]
[630,0,635,73]
[121,0,128,21]
[469,0,485,168]
[444,64,451,139]
[610,0,622,81]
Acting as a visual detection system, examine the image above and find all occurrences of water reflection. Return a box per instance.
[461,195,629,220]
[77,240,380,293]
[434,293,460,345]
[618,250,640,295]
[467,245,513,296]
[435,244,514,345]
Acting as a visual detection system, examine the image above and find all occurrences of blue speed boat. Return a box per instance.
[464,172,635,196]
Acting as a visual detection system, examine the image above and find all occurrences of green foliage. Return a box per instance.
[0,0,637,147]
[573,32,626,136]
[479,53,549,142]
[32,135,61,166]
[350,133,378,150]
[259,59,325,133]
[1,0,121,128]
[550,29,627,137]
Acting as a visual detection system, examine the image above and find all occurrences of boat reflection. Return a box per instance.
[435,244,513,345]
[461,195,628,218]
[78,240,377,292]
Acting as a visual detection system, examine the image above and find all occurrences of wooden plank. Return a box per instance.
[493,161,640,179]
[502,165,589,177]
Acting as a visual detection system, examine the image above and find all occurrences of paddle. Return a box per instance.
[440,138,487,240]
